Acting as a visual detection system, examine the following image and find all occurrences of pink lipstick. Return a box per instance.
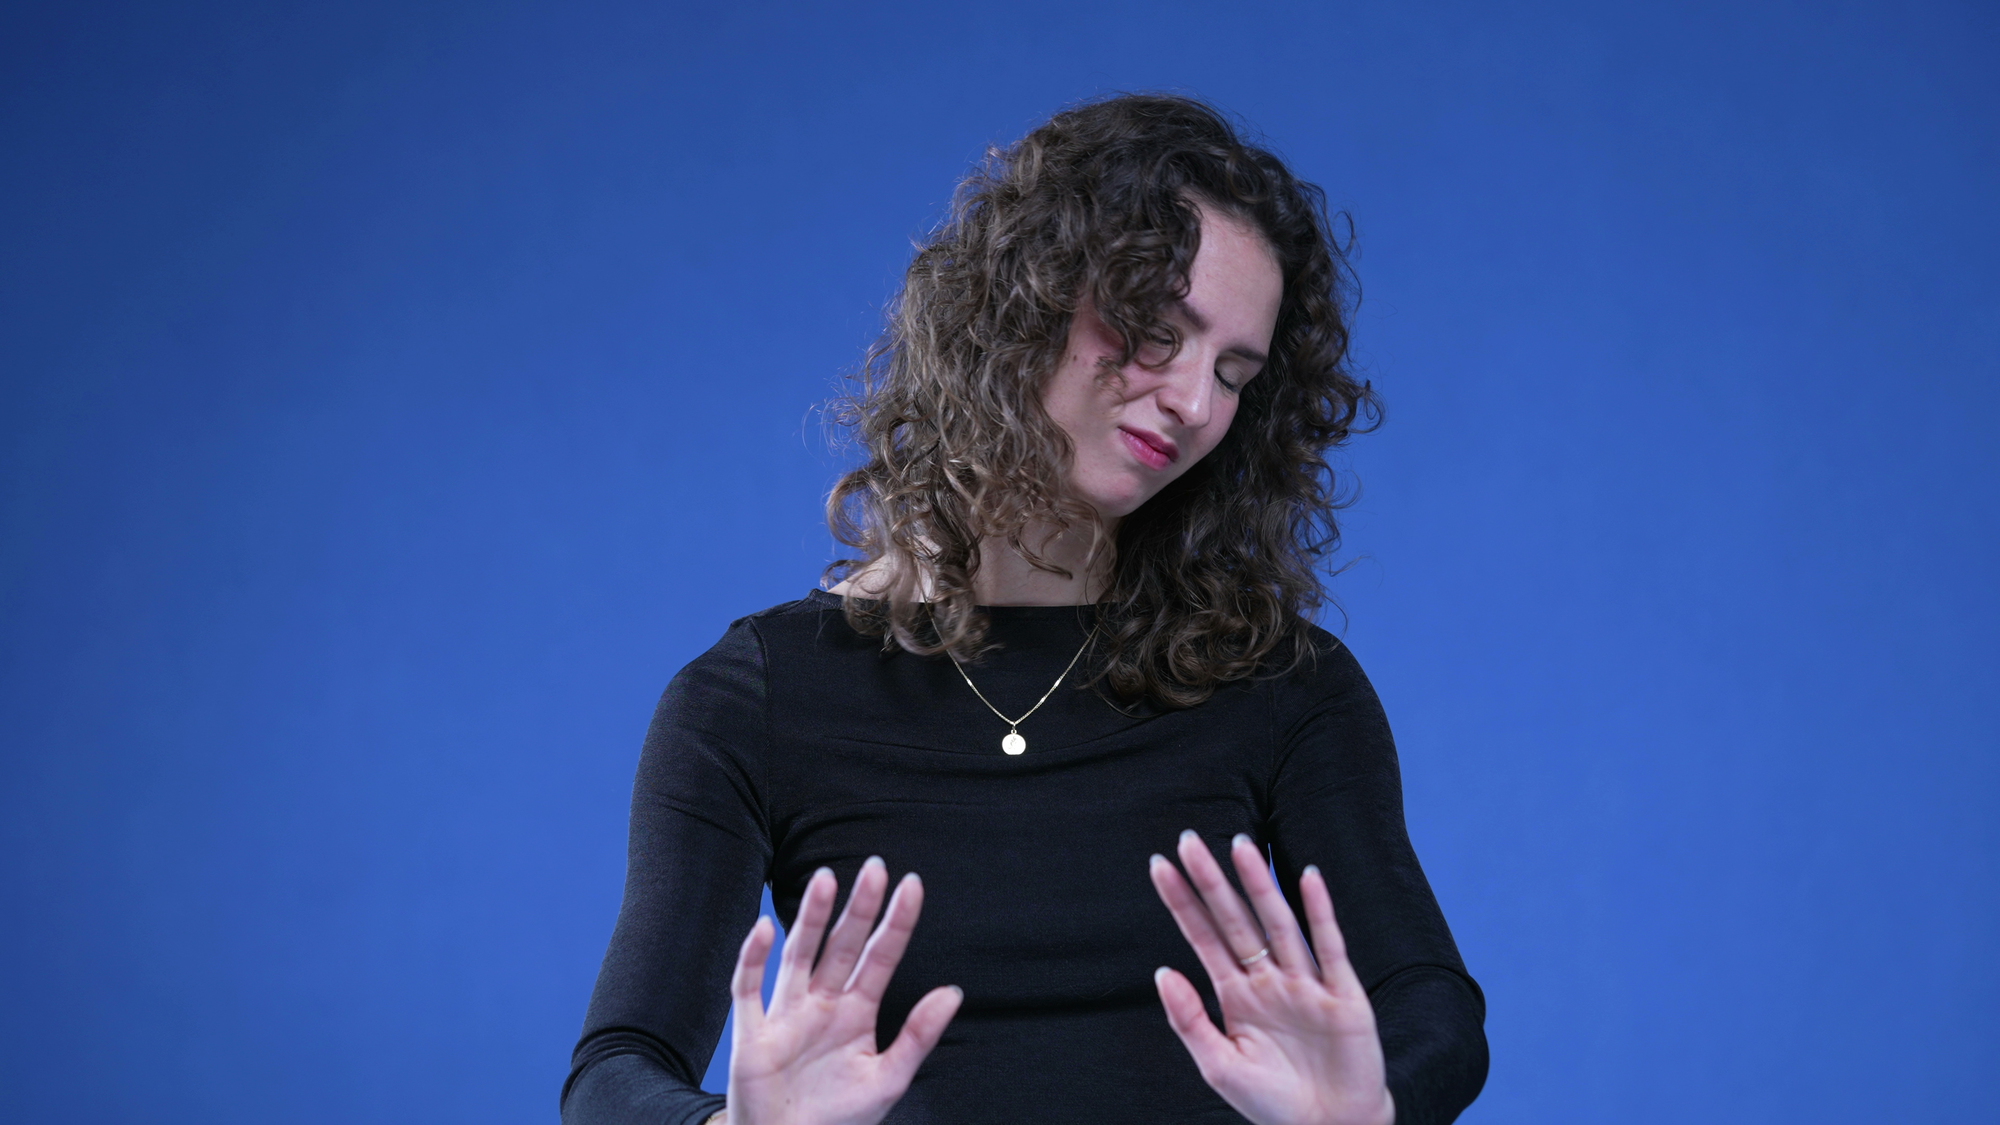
[1119,426,1178,470]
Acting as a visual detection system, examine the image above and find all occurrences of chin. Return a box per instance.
[1090,487,1157,521]
[1072,467,1162,522]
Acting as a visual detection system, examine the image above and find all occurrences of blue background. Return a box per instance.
[3,1,1994,1121]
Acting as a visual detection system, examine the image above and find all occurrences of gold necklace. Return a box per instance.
[948,626,1098,755]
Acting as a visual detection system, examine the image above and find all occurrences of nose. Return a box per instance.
[1149,348,1215,431]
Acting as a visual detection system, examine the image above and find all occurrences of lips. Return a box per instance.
[1119,427,1178,470]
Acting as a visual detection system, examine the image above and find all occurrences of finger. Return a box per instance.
[772,867,835,1008]
[811,856,888,994]
[1229,834,1312,974]
[846,872,924,1002]
[1300,864,1363,995]
[877,984,964,1090]
[1176,829,1269,965]
[1153,966,1236,1081]
[730,915,775,1035]
[1148,853,1244,986]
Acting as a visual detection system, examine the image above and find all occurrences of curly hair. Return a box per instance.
[825,92,1380,709]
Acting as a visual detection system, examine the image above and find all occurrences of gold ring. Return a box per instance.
[1236,946,1271,968]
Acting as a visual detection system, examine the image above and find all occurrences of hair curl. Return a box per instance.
[826,93,1380,709]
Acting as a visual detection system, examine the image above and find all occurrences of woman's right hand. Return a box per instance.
[722,857,963,1125]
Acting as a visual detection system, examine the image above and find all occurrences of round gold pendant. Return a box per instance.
[1002,731,1027,755]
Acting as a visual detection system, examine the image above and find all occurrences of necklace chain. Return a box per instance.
[948,626,1098,755]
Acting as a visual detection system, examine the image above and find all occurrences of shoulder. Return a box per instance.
[662,592,865,703]
[705,590,879,666]
[1259,619,1390,742]
[1273,619,1376,697]
[639,597,835,773]
[674,594,838,668]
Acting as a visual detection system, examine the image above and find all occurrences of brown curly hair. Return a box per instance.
[825,92,1380,709]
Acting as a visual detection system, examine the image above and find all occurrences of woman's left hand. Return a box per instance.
[1149,830,1395,1125]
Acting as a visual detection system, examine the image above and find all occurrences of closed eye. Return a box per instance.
[1216,355,1263,393]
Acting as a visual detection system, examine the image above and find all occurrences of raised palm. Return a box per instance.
[724,858,963,1125]
[1150,831,1396,1125]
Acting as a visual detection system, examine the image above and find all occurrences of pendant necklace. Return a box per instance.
[948,626,1098,755]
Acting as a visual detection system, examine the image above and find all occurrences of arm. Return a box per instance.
[1265,639,1488,1125]
[1145,636,1486,1125]
[562,621,773,1125]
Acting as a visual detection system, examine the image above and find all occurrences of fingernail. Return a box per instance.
[1179,829,1198,843]
[949,985,964,999]
[1303,864,1320,878]
[1232,833,1252,848]
[813,866,833,880]
[865,855,885,869]
[1148,853,1166,867]
[1153,966,1170,983]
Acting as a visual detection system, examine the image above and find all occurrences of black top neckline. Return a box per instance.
[803,587,1106,621]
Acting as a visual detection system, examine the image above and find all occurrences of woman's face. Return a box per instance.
[1042,205,1284,522]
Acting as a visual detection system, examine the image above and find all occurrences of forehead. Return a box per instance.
[1187,205,1283,319]
[1193,203,1278,263]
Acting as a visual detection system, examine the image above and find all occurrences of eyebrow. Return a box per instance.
[1173,299,1269,366]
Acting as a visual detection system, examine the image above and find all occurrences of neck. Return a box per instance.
[971,517,1117,606]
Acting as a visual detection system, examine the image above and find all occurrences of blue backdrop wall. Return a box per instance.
[2,1,1994,1121]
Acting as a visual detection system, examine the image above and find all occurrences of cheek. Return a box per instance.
[1044,360,1123,434]
[1041,370,1097,441]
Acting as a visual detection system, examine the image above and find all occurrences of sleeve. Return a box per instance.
[561,619,774,1125]
[1264,638,1489,1125]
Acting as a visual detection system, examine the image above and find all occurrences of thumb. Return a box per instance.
[729,915,775,1037]
[1154,967,1234,1080]
[877,984,965,1091]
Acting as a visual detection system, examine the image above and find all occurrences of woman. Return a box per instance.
[562,94,1487,1125]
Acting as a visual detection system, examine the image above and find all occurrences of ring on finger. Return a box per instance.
[1236,945,1271,968]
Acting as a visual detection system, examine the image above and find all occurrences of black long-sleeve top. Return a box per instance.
[563,591,1487,1125]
